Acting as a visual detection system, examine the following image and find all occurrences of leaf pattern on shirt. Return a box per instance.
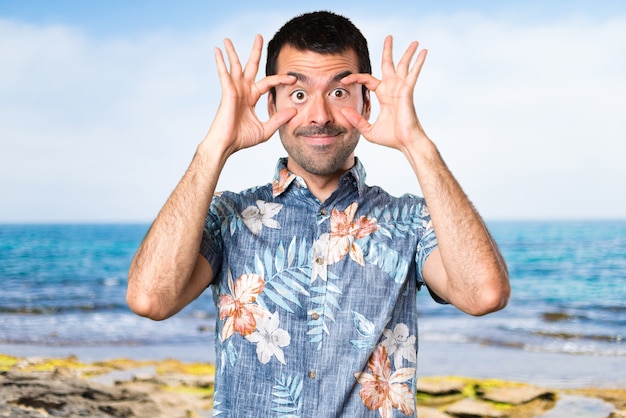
[350,310,378,351]
[209,197,243,237]
[216,333,239,376]
[251,236,311,314]
[211,399,223,416]
[363,201,433,283]
[308,278,342,351]
[371,201,431,240]
[272,373,303,417]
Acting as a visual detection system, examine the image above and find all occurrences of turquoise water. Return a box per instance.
[419,220,626,356]
[1,221,624,357]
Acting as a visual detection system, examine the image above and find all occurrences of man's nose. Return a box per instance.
[306,95,333,126]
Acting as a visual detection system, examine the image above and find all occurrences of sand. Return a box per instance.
[1,352,625,418]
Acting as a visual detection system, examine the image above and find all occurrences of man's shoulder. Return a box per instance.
[211,183,273,206]
[361,184,425,204]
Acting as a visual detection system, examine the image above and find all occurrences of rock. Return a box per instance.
[445,398,508,418]
[609,410,626,418]
[479,386,555,405]
[418,378,466,395]
[0,370,161,417]
[417,405,453,417]
[152,373,214,388]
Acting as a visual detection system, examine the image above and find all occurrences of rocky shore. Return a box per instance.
[1,353,625,417]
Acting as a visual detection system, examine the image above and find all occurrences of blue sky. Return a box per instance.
[1,1,625,222]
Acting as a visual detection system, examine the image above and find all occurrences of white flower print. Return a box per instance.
[381,323,417,369]
[241,200,283,235]
[245,311,291,364]
[311,233,330,282]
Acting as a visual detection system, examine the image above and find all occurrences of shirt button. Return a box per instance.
[320,208,328,216]
[315,257,324,265]
[308,370,317,379]
[311,312,320,320]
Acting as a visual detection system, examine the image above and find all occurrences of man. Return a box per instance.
[127,11,510,417]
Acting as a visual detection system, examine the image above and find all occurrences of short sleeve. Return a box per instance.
[199,196,224,277]
[415,211,448,305]
[416,225,438,287]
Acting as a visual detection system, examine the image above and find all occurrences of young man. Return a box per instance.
[127,11,510,417]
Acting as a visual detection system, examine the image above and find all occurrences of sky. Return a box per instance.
[1,0,625,222]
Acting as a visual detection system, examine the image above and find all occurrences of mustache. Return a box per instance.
[294,125,347,137]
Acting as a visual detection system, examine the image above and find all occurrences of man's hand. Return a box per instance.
[206,34,297,156]
[342,36,510,316]
[340,35,428,152]
[128,35,297,321]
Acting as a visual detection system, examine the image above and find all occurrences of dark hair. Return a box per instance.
[266,11,371,101]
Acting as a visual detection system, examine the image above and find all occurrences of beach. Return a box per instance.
[2,340,625,389]
[1,221,625,416]
[2,342,626,417]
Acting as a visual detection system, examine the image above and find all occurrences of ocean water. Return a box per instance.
[1,221,624,365]
[419,220,626,357]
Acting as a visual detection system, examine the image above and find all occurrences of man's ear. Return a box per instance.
[362,89,371,120]
[268,93,276,117]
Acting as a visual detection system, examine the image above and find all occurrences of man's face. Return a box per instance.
[269,45,370,177]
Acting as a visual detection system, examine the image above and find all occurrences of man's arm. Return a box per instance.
[341,36,510,315]
[404,139,509,315]
[126,144,224,321]
[126,35,296,320]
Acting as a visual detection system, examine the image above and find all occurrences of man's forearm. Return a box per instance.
[126,140,227,320]
[403,135,510,314]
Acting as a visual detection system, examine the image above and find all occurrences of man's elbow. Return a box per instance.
[126,287,171,321]
[469,275,511,316]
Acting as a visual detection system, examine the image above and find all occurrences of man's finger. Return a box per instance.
[243,34,263,79]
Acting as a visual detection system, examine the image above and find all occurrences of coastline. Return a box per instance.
[2,339,625,389]
[418,341,626,389]
[2,345,626,418]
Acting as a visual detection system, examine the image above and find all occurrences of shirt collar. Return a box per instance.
[271,157,367,198]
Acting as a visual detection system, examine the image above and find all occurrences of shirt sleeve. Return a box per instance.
[199,196,224,278]
[415,212,448,305]
[416,225,438,286]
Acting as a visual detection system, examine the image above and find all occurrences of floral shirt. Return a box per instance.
[200,158,439,417]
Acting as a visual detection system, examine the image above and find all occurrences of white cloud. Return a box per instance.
[353,13,626,219]
[0,11,624,222]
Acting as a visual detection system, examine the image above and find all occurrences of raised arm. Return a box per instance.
[126,35,296,320]
[341,36,510,316]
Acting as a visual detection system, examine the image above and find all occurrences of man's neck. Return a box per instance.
[286,160,354,203]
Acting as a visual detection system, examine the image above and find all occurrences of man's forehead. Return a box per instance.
[275,45,360,76]
[287,70,353,85]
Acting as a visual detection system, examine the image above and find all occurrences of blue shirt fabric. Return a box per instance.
[200,157,439,417]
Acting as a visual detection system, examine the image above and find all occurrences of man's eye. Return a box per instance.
[331,88,348,98]
[291,90,307,103]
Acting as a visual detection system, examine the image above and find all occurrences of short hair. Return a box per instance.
[266,11,371,101]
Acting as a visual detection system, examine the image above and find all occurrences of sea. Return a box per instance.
[1,221,625,387]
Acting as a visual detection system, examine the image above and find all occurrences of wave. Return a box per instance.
[531,331,624,343]
[0,303,128,315]
[421,332,626,356]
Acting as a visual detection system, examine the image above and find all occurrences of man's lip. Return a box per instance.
[301,135,338,145]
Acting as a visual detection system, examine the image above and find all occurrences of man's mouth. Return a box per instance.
[294,126,346,138]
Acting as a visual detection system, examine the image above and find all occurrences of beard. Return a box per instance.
[279,124,360,176]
